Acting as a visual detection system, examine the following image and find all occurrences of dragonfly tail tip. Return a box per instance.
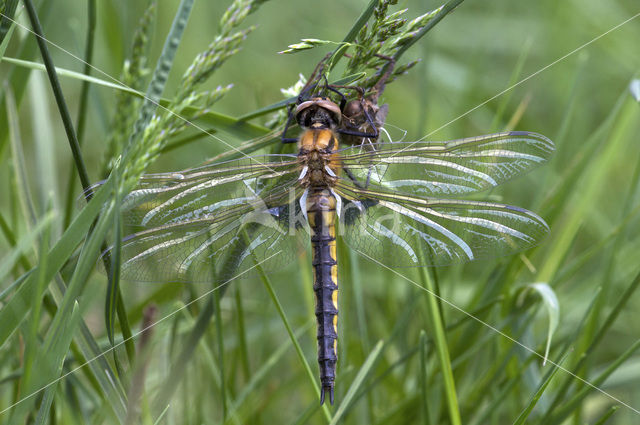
[319,385,334,405]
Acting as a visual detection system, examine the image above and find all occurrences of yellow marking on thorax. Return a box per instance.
[299,130,315,151]
[298,129,342,180]
[299,128,336,151]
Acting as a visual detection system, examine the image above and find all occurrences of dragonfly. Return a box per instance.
[114,78,554,405]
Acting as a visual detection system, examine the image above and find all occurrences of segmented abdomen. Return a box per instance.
[306,188,338,405]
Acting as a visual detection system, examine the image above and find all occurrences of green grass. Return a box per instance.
[1,0,640,424]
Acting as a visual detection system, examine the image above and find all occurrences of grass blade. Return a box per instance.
[0,3,18,57]
[547,338,640,425]
[0,0,53,156]
[104,186,122,345]
[489,38,532,132]
[6,203,116,421]
[252,253,332,421]
[213,290,228,419]
[518,282,559,363]
[128,0,193,147]
[224,322,314,424]
[593,406,620,425]
[34,301,83,425]
[537,92,637,282]
[63,0,96,229]
[152,296,216,415]
[0,178,112,348]
[0,213,52,281]
[630,79,640,102]
[233,285,251,381]
[512,352,569,425]
[330,340,384,425]
[542,268,640,420]
[23,0,91,194]
[0,56,140,94]
[341,0,377,44]
[419,331,431,425]
[29,72,61,222]
[418,266,461,425]
[6,85,37,225]
[0,0,18,44]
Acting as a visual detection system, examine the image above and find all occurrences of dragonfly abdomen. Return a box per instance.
[306,188,338,405]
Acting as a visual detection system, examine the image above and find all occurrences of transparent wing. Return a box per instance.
[339,131,554,197]
[114,155,308,283]
[122,154,299,227]
[335,182,549,267]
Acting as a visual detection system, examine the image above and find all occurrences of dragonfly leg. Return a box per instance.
[280,103,298,144]
[325,83,354,111]
[343,167,368,189]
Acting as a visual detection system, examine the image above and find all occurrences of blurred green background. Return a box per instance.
[1,0,639,424]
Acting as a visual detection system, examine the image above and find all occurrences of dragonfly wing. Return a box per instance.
[339,131,554,197]
[113,156,306,283]
[122,154,299,227]
[336,183,549,267]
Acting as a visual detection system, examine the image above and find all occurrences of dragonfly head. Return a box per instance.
[295,97,342,129]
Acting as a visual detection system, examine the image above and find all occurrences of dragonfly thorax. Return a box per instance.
[298,148,339,187]
[296,102,341,187]
[296,99,342,188]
